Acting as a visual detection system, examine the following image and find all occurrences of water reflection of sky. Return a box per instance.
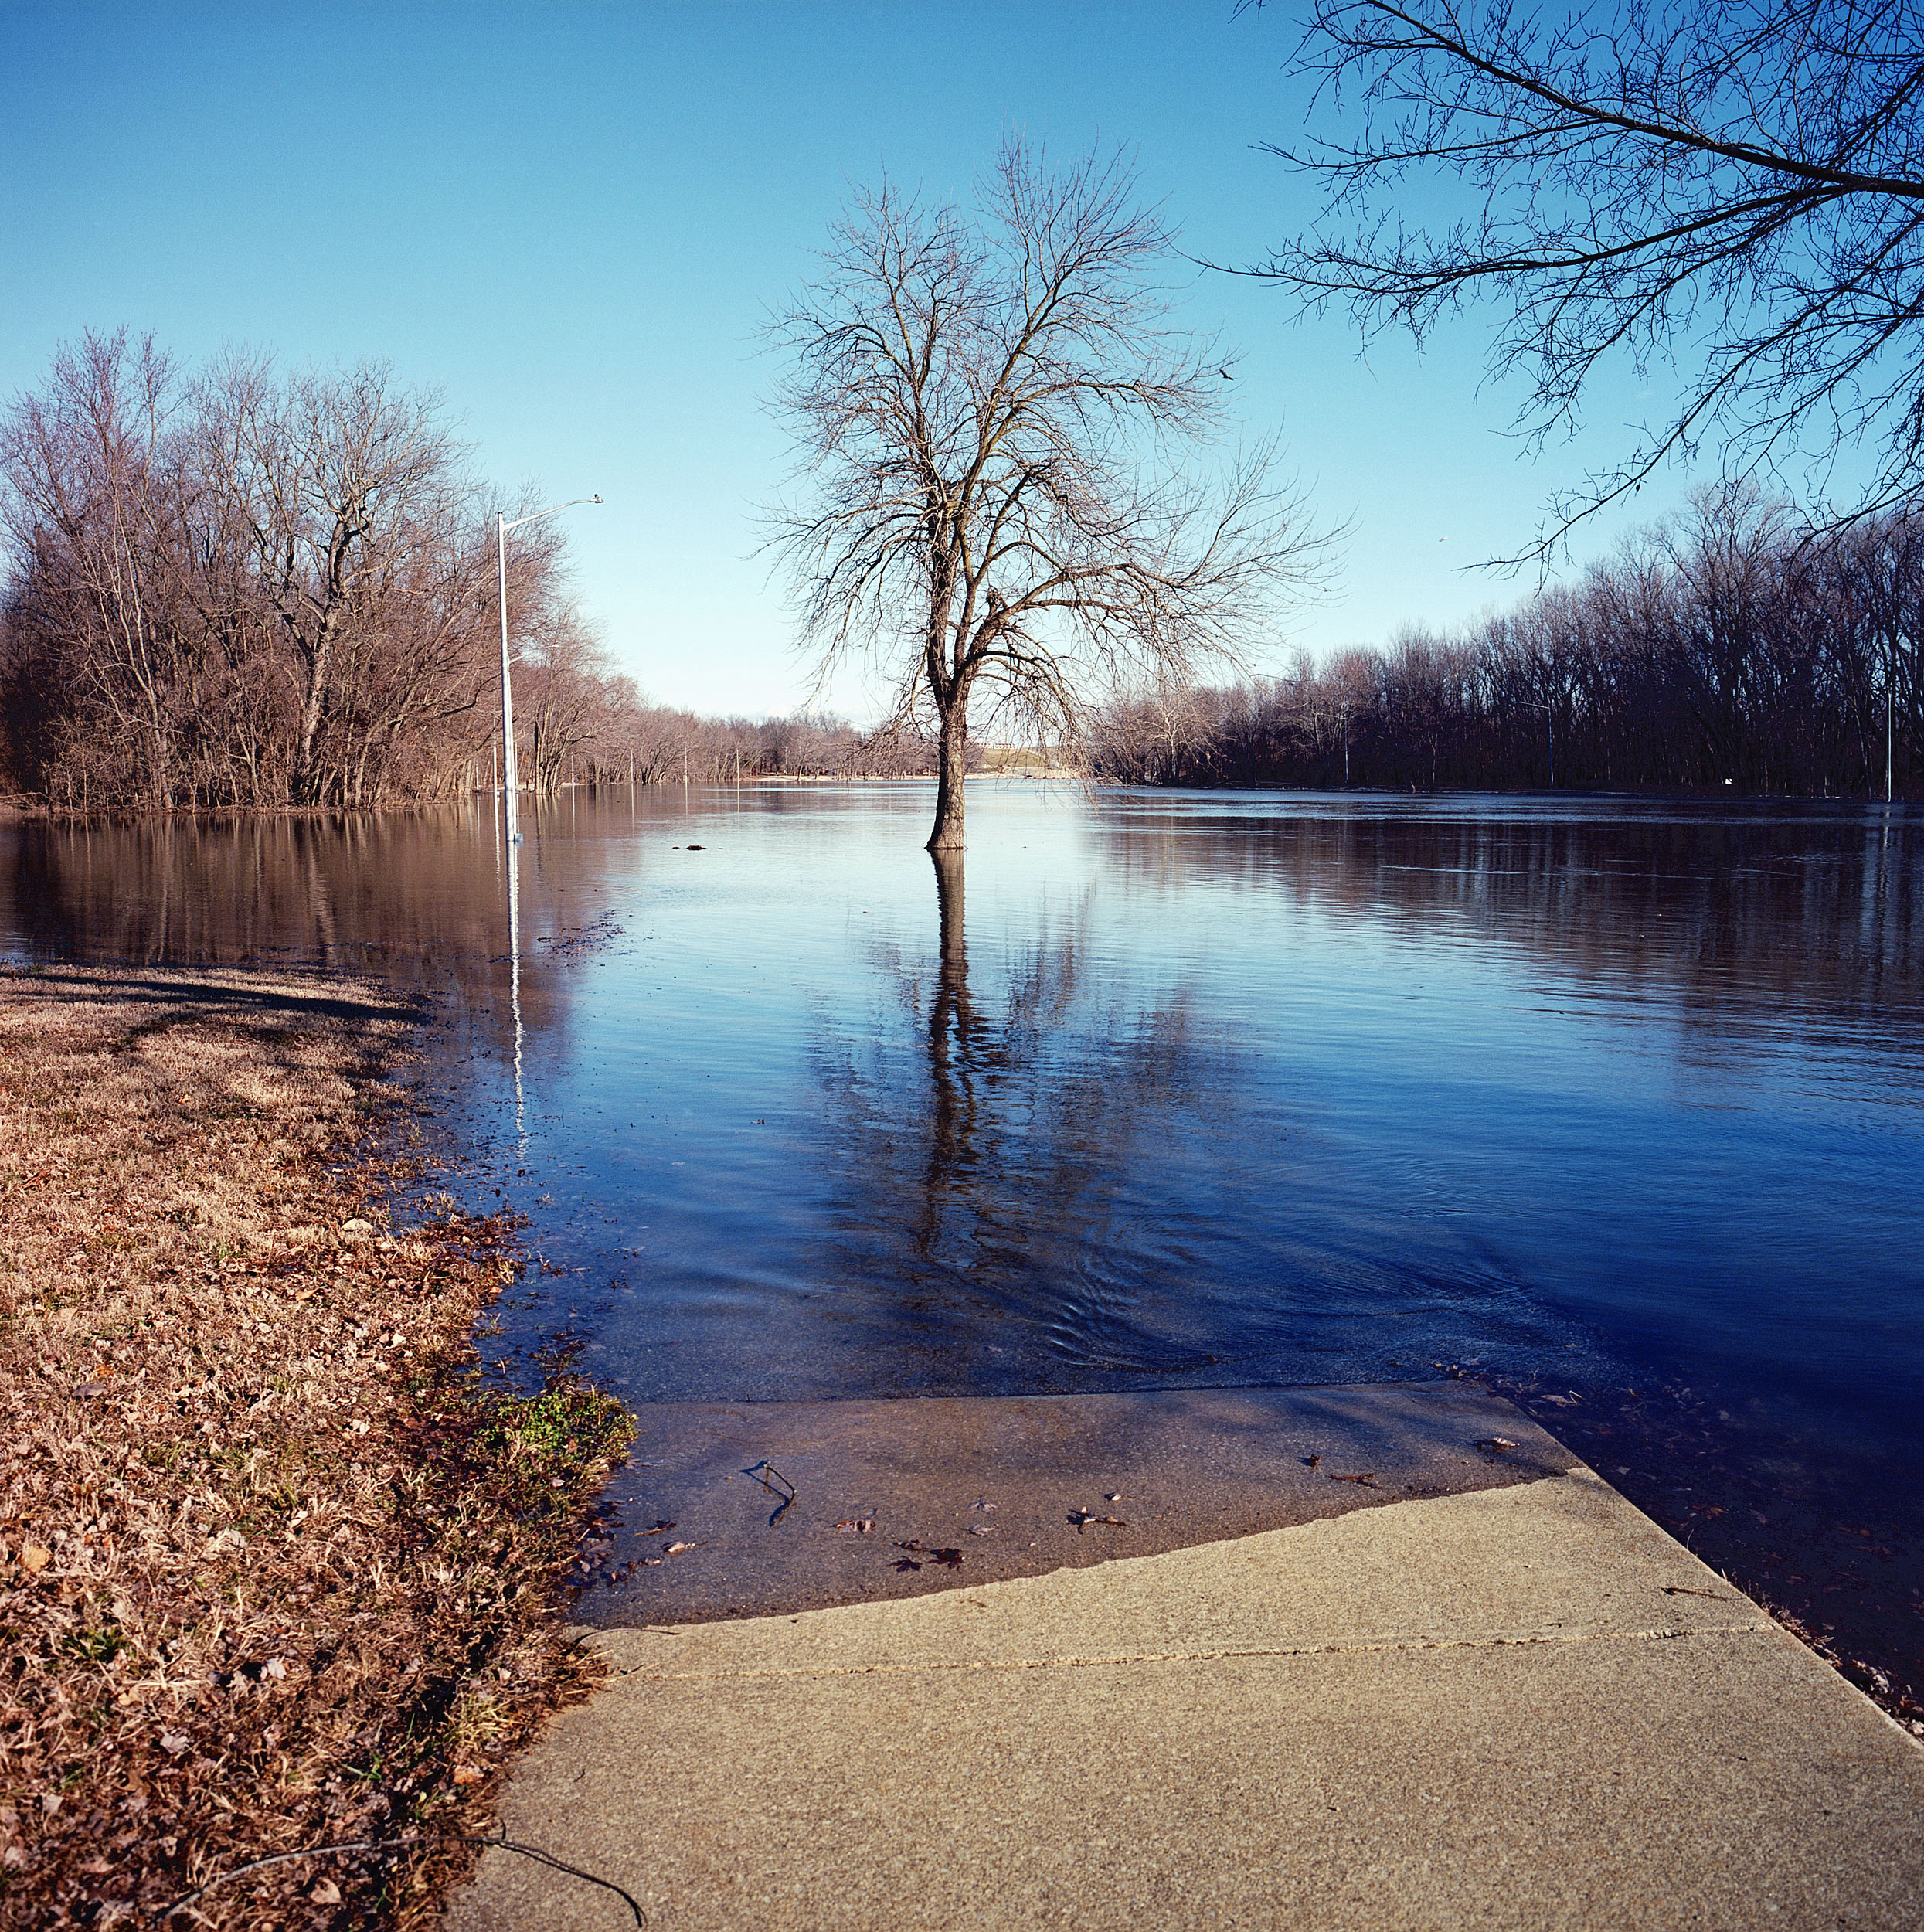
[5,784,1921,1685]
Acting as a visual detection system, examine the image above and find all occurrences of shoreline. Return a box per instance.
[4,777,1918,825]
[0,964,632,1929]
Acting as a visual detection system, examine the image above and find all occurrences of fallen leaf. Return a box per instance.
[967,1526,995,1536]
[158,1732,190,1757]
[931,1548,963,1568]
[20,1544,50,1575]
[895,1539,928,1553]
[833,1519,875,1535]
[1329,1472,1377,1486]
[309,1879,343,1904]
[644,1519,676,1534]
[1304,1454,1323,1469]
[263,1656,287,1681]
[892,1558,922,1572]
[452,1764,484,1785]
[664,1542,695,1555]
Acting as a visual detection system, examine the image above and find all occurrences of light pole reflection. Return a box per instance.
[506,832,526,1144]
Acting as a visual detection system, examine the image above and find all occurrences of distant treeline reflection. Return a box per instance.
[1096,488,1922,799]
[1096,799,1919,1030]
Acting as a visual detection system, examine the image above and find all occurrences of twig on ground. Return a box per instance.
[158,1835,645,1927]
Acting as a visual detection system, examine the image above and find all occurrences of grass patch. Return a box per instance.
[0,964,634,1927]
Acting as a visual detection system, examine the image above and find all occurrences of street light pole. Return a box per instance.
[497,494,603,844]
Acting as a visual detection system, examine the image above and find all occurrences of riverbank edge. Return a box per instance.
[0,963,634,1930]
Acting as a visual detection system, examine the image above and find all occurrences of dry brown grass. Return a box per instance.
[0,964,632,1927]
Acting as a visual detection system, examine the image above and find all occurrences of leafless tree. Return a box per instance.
[0,332,194,804]
[0,335,582,809]
[198,356,467,803]
[770,137,1336,849]
[1249,0,1924,552]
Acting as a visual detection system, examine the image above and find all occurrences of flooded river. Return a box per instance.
[5,784,1920,1698]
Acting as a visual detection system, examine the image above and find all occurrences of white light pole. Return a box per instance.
[497,494,603,844]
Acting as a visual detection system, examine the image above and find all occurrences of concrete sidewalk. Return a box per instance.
[447,1414,1924,1931]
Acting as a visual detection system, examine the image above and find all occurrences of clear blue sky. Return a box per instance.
[1,2,1680,719]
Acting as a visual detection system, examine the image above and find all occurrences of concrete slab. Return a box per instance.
[576,1384,1580,1625]
[450,1455,1924,1931]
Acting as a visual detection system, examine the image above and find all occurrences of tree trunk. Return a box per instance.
[926,699,969,851]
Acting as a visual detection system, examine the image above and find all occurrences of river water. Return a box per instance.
[5,784,1920,1697]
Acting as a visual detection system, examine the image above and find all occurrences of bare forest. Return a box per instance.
[1096,486,1922,798]
[0,333,935,810]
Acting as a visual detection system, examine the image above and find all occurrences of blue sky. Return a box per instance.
[2,2,1679,718]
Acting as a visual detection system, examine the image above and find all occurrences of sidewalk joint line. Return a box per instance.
[610,1620,1776,1685]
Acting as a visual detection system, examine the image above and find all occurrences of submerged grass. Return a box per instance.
[0,964,634,1927]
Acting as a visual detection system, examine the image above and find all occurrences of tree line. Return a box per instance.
[0,332,937,810]
[1096,486,1921,798]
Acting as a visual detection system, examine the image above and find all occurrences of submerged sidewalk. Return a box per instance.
[446,1392,1924,1931]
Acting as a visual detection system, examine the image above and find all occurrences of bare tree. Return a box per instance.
[770,138,1334,849]
[1251,0,1924,551]
[1,338,585,809]
[199,356,464,803]
[0,332,193,804]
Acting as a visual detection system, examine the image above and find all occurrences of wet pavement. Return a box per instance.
[570,1383,1580,1624]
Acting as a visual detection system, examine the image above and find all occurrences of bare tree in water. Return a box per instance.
[770,138,1334,850]
[1251,0,1924,552]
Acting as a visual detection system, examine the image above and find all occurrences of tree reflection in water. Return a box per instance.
[811,846,1225,1386]
[811,845,1582,1395]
